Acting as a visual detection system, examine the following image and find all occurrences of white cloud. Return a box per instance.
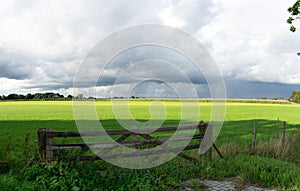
[0,0,170,61]
[159,0,220,32]
[197,0,300,84]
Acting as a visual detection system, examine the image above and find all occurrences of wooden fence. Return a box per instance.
[38,121,223,163]
[252,120,287,153]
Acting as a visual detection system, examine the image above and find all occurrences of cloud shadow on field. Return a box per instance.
[0,119,299,151]
[0,119,299,173]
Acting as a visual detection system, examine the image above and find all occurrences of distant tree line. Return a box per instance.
[1,91,299,103]
[0,93,75,101]
[289,91,300,103]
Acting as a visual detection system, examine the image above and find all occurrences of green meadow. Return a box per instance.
[1,101,299,149]
[0,100,300,190]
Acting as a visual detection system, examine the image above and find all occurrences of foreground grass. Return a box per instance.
[0,155,300,190]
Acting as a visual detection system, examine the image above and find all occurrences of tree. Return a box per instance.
[287,0,300,55]
[289,91,300,103]
[75,94,83,99]
[25,93,33,99]
[7,94,19,100]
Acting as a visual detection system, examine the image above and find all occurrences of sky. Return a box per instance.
[0,0,299,98]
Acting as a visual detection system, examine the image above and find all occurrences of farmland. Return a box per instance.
[1,100,299,151]
[0,100,300,190]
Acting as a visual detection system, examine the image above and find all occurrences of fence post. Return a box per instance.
[38,128,53,163]
[281,121,286,146]
[252,122,258,153]
[131,126,137,152]
[197,121,205,154]
[46,129,54,162]
[198,122,213,160]
[208,124,213,160]
[132,134,137,152]
[38,128,46,162]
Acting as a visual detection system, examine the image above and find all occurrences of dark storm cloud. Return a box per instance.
[0,48,35,80]
[225,79,300,99]
[87,45,209,87]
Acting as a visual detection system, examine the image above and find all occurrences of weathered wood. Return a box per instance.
[38,128,47,162]
[138,133,199,162]
[281,121,286,145]
[115,134,131,143]
[252,122,258,153]
[209,147,212,160]
[97,134,130,156]
[177,152,197,162]
[197,121,207,135]
[54,144,201,161]
[48,134,204,151]
[209,125,213,160]
[212,143,223,158]
[55,155,101,161]
[38,128,54,163]
[45,129,54,163]
[101,144,201,159]
[132,133,137,151]
[46,124,197,138]
[53,155,91,161]
[198,123,213,158]
[37,121,222,163]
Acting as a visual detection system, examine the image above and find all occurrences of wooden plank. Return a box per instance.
[37,122,222,163]
[132,134,137,151]
[197,121,208,135]
[45,129,54,163]
[47,130,129,138]
[55,144,201,161]
[209,147,212,160]
[115,134,131,143]
[55,144,200,161]
[139,134,153,140]
[48,134,204,151]
[213,143,223,158]
[55,155,101,161]
[177,152,197,162]
[139,133,198,162]
[38,128,47,162]
[46,124,198,138]
[281,121,286,145]
[156,124,198,131]
[199,124,213,155]
[102,144,200,159]
[97,134,130,156]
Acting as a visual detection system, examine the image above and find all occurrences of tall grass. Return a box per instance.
[1,155,299,190]
[0,130,35,173]
[220,131,300,165]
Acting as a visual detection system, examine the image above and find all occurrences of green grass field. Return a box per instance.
[0,100,300,190]
[1,101,299,151]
